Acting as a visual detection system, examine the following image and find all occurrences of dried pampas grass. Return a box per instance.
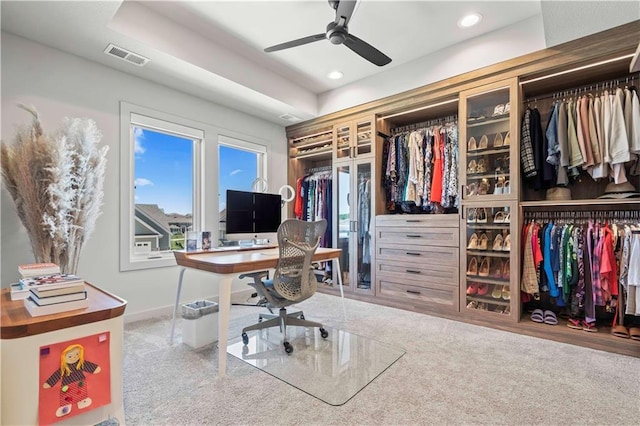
[1,105,108,274]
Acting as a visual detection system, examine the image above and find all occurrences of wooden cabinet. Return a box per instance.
[375,215,459,313]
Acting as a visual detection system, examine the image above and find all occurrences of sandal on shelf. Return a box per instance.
[467,300,478,309]
[478,180,490,196]
[478,233,489,250]
[530,308,544,323]
[567,318,582,330]
[477,158,487,173]
[503,234,511,252]
[494,181,503,195]
[543,310,558,325]
[503,305,510,315]
[629,327,640,341]
[493,132,504,148]
[502,260,510,280]
[494,211,505,223]
[467,207,476,223]
[504,212,511,223]
[478,135,489,150]
[478,258,490,277]
[467,160,477,174]
[582,321,598,332]
[467,183,478,197]
[467,257,478,275]
[477,282,490,296]
[503,102,510,115]
[611,325,630,339]
[492,104,505,116]
[492,234,504,251]
[491,284,503,299]
[504,131,511,146]
[468,137,477,151]
[476,207,488,223]
[490,259,504,278]
[467,233,479,249]
[466,282,479,295]
[503,180,511,194]
[501,285,510,300]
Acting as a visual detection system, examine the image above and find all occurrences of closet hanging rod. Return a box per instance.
[390,114,458,134]
[305,165,332,173]
[379,98,458,120]
[519,53,634,86]
[523,72,639,104]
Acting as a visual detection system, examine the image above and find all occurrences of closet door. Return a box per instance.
[333,158,376,296]
[461,202,518,320]
[460,79,519,202]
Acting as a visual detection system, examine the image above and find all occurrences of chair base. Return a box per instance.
[242,307,325,347]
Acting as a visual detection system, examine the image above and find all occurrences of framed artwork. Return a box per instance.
[201,231,212,250]
[39,332,111,425]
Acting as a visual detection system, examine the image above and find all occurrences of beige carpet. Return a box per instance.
[123,293,640,425]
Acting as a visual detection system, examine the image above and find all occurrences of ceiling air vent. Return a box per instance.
[279,113,301,122]
[104,43,149,67]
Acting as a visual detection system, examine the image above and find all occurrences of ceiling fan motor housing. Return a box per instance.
[326,22,347,45]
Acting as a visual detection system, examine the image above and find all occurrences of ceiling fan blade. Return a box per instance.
[344,33,391,66]
[264,34,326,53]
[334,0,357,26]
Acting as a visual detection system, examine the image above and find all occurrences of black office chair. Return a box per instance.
[240,219,329,354]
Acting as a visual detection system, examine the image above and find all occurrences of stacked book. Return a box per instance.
[10,263,89,317]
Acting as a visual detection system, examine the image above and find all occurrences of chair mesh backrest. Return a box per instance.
[273,219,327,302]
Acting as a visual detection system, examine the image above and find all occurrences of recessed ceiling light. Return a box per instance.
[328,70,344,79]
[458,13,482,28]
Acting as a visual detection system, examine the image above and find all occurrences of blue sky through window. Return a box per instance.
[134,127,257,215]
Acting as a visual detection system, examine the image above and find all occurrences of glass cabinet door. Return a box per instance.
[335,123,351,159]
[355,119,373,157]
[355,160,372,291]
[461,82,516,200]
[336,163,351,290]
[462,204,514,316]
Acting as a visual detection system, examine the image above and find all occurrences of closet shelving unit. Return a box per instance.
[374,98,462,315]
[458,78,520,322]
[516,54,640,354]
[285,21,640,357]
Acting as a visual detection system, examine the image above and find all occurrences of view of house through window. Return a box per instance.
[218,138,266,243]
[133,126,195,253]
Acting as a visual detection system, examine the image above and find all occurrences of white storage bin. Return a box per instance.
[181,300,218,349]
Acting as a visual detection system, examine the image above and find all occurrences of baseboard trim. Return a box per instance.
[123,288,256,324]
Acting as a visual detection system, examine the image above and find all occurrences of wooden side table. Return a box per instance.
[1,283,127,425]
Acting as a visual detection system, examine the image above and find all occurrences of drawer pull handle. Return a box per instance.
[406,269,421,274]
[406,234,422,238]
[406,290,421,295]
[406,252,421,256]
[405,219,420,223]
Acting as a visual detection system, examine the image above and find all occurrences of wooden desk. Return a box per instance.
[172,246,344,377]
[1,283,127,425]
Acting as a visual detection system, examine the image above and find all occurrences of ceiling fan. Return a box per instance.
[264,0,392,67]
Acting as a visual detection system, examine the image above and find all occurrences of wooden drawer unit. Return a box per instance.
[374,215,460,312]
[376,215,459,247]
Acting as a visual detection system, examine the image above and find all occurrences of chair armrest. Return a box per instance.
[239,270,269,280]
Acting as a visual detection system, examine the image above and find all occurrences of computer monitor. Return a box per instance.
[224,189,281,244]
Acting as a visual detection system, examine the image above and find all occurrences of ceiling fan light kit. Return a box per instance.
[264,0,391,67]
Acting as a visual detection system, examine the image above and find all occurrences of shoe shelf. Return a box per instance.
[467,249,510,258]
[467,146,510,157]
[466,224,510,230]
[466,115,510,128]
[467,296,510,306]
[466,275,510,285]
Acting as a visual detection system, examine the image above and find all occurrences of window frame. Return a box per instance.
[119,102,204,271]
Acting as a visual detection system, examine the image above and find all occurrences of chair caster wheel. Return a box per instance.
[320,328,329,339]
[283,341,293,354]
[242,332,249,345]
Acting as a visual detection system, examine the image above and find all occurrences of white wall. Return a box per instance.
[1,32,287,319]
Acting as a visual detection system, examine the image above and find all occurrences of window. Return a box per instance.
[120,103,203,271]
[218,135,267,243]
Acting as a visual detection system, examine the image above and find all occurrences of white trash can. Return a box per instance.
[181,300,219,349]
